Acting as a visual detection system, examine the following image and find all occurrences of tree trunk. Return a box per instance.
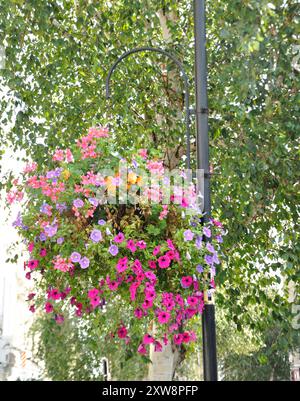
[148,341,180,381]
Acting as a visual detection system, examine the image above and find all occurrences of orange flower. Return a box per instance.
[128,172,137,184]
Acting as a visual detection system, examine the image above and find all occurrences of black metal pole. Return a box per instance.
[194,0,218,381]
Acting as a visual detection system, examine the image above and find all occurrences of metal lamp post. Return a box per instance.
[106,0,217,381]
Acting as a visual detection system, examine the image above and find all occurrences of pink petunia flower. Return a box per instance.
[136,240,146,250]
[45,302,54,313]
[148,260,157,269]
[154,341,163,352]
[28,259,39,270]
[114,232,125,243]
[173,333,183,345]
[153,246,161,256]
[40,248,47,257]
[137,343,147,355]
[187,296,199,307]
[180,276,193,288]
[28,242,34,253]
[117,326,128,339]
[143,334,154,345]
[158,255,171,269]
[88,288,99,299]
[116,257,128,273]
[157,311,171,324]
[108,280,118,291]
[134,308,143,319]
[126,239,137,253]
[90,296,101,308]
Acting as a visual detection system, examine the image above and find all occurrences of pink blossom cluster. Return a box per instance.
[52,256,74,273]
[52,148,74,162]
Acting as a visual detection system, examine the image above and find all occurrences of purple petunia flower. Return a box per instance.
[90,229,102,243]
[73,198,84,208]
[56,202,67,213]
[40,233,47,241]
[70,252,81,263]
[57,237,64,244]
[40,203,51,215]
[206,242,215,253]
[203,227,211,238]
[205,254,214,265]
[12,212,23,228]
[44,224,58,238]
[98,219,106,226]
[196,264,204,273]
[212,253,220,265]
[79,257,90,269]
[195,235,202,249]
[183,229,194,241]
[216,234,223,243]
[108,245,119,256]
[88,197,98,207]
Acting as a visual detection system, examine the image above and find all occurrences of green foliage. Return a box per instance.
[1,0,299,380]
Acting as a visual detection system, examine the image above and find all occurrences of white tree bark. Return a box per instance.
[148,341,180,381]
[146,8,184,382]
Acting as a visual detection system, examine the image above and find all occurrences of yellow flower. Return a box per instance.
[62,169,70,180]
[128,172,137,184]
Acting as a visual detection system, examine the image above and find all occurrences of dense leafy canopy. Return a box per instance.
[1,0,299,379]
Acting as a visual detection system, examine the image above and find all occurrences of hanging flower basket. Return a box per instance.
[9,127,224,355]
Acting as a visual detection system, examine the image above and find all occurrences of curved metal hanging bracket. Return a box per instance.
[105,47,191,169]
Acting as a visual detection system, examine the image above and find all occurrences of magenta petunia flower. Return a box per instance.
[173,333,183,345]
[55,314,64,324]
[142,299,153,310]
[136,240,146,250]
[79,257,90,269]
[134,307,143,319]
[126,239,136,253]
[28,242,34,253]
[90,229,102,243]
[108,280,118,291]
[157,311,171,324]
[148,260,157,269]
[117,326,128,339]
[158,255,171,269]
[40,248,47,257]
[145,271,156,281]
[143,334,154,345]
[154,340,163,352]
[48,288,61,300]
[137,343,147,355]
[90,296,100,308]
[181,276,193,288]
[114,232,125,243]
[182,331,191,343]
[153,246,161,256]
[45,302,54,313]
[116,257,128,273]
[166,239,175,250]
[187,296,199,307]
[88,288,99,299]
[28,259,39,270]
